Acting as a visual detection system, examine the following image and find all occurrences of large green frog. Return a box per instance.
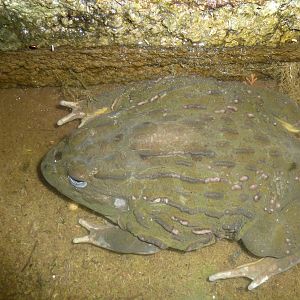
[41,76,300,290]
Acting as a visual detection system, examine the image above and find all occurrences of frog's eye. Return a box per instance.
[68,175,87,188]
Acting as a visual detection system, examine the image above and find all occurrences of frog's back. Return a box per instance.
[56,77,300,253]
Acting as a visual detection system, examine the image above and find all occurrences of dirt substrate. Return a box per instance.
[1,83,300,300]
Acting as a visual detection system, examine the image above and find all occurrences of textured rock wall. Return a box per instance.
[0,0,299,88]
[1,0,299,51]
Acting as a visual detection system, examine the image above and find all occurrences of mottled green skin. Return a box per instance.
[41,76,300,258]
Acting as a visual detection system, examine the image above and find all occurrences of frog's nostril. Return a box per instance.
[68,175,87,188]
[54,151,62,162]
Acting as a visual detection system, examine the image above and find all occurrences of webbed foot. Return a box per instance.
[73,218,160,254]
[209,252,300,290]
[57,101,109,128]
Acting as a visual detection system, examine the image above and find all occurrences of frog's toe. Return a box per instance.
[209,253,300,290]
[57,100,86,127]
[209,258,270,290]
[73,218,160,254]
[57,100,110,128]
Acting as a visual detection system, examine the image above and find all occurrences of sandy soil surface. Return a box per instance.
[0,84,300,300]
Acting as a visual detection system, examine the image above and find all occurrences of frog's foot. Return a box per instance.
[57,101,110,128]
[73,218,160,254]
[209,252,300,290]
[57,101,86,127]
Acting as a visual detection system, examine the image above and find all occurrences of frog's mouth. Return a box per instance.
[40,141,130,220]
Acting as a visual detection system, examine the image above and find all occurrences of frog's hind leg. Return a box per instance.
[210,200,300,289]
[209,251,300,290]
[73,218,160,254]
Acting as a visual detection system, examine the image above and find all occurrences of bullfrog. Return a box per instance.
[41,76,300,290]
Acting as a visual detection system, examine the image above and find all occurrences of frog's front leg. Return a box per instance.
[73,218,160,254]
[209,251,300,290]
[57,101,110,128]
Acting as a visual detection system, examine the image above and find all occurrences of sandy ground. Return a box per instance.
[1,84,300,300]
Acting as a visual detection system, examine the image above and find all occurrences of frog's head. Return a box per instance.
[41,124,134,219]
